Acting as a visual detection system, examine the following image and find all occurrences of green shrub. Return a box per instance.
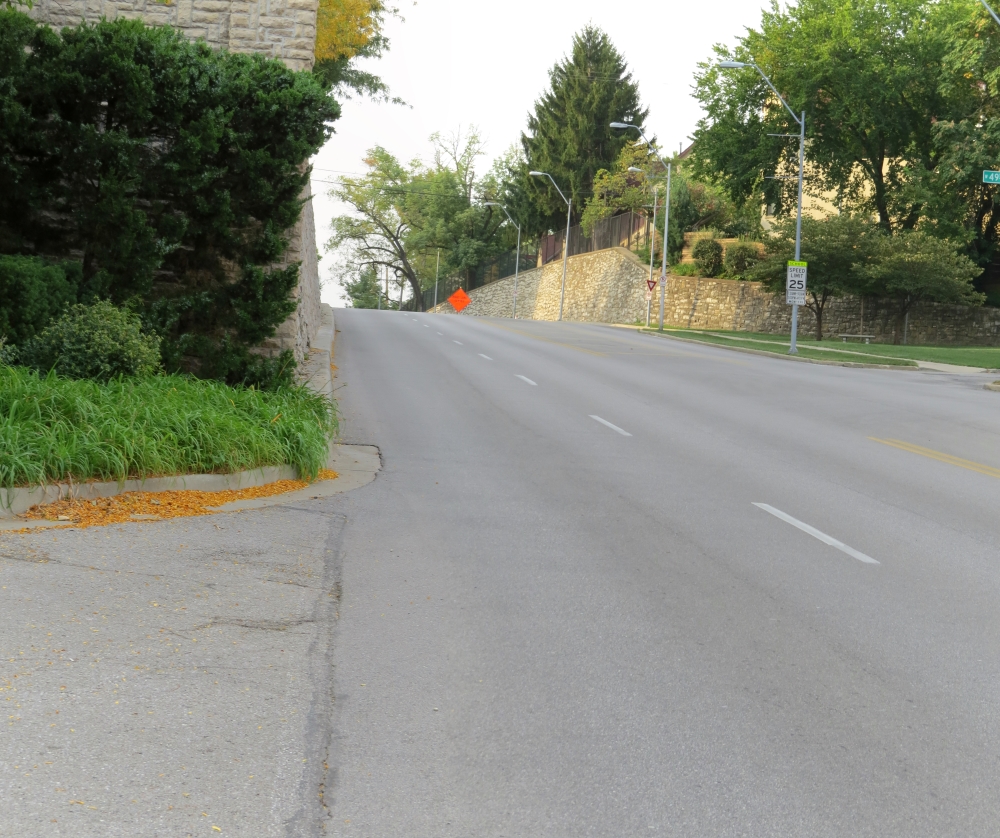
[724,241,761,278]
[671,262,700,277]
[21,300,162,382]
[0,366,337,487]
[0,255,81,345]
[692,238,724,277]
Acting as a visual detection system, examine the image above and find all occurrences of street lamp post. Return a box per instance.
[529,171,572,321]
[628,166,657,328]
[485,202,522,319]
[718,59,805,354]
[433,249,440,310]
[612,123,671,331]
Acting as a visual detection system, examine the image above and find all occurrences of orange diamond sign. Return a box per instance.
[448,288,471,312]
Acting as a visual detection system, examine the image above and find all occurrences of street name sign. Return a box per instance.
[786,261,807,306]
[984,170,1000,184]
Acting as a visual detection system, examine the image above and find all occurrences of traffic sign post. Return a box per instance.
[786,261,807,306]
[786,260,807,354]
[984,170,1000,184]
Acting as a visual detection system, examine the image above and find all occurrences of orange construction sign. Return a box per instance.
[448,288,471,312]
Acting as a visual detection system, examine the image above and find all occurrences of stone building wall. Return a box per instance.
[29,0,323,361]
[434,246,1000,346]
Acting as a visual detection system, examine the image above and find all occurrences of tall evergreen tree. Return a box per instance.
[520,26,648,234]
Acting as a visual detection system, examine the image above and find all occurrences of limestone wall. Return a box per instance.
[29,0,322,361]
[30,0,319,70]
[434,246,1000,346]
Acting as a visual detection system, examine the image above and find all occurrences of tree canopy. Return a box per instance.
[691,0,969,233]
[329,130,516,310]
[314,0,402,103]
[520,26,648,234]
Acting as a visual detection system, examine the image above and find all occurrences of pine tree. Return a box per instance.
[520,26,648,234]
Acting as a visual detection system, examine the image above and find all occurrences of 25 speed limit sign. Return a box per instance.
[786,261,807,305]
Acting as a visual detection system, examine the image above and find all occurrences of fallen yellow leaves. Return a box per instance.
[21,470,338,530]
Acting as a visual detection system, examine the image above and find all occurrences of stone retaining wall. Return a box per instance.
[434,246,1000,345]
[29,0,322,361]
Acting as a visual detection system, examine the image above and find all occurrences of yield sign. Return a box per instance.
[646,279,657,292]
[448,288,471,312]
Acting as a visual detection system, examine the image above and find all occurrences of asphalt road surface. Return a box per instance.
[4,309,1000,837]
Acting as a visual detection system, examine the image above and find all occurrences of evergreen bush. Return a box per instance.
[0,12,338,387]
[692,238,724,277]
[724,241,761,278]
[21,301,162,382]
[0,255,80,345]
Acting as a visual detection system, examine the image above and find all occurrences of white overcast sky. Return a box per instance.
[311,0,768,306]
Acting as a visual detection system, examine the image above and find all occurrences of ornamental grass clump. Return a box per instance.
[0,366,337,489]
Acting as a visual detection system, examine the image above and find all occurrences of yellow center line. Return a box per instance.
[868,437,1000,479]
[479,321,606,356]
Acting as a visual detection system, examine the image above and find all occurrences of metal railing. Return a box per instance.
[539,211,652,265]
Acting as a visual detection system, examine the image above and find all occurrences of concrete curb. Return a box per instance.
[0,305,379,526]
[0,465,299,520]
[640,330,920,370]
[984,383,1000,392]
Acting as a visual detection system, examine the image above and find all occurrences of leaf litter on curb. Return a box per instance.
[20,469,339,529]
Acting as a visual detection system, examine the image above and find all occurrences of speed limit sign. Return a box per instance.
[786,261,807,305]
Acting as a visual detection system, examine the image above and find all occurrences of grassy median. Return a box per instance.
[0,366,337,489]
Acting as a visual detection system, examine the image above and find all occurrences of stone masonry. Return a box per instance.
[433,246,1000,346]
[29,0,323,361]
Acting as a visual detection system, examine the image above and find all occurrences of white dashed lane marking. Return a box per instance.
[589,415,632,437]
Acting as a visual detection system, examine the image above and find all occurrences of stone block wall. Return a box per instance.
[29,0,323,361]
[434,246,1000,346]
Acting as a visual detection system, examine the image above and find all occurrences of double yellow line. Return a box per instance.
[869,437,1000,479]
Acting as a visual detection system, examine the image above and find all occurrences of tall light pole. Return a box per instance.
[628,166,657,328]
[718,59,805,354]
[485,202,522,319]
[433,249,440,311]
[612,124,671,330]
[529,171,571,321]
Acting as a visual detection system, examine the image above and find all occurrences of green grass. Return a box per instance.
[650,327,1000,367]
[0,366,337,489]
[645,328,918,366]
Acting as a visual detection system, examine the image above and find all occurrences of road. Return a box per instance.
[4,309,1000,836]
[329,310,1000,837]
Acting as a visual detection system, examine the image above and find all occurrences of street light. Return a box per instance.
[611,124,671,332]
[719,58,806,354]
[529,171,572,321]
[981,0,1000,26]
[484,202,522,319]
[628,167,658,328]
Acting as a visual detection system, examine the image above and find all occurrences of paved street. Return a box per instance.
[6,309,1000,836]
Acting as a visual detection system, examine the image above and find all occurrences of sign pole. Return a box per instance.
[659,163,671,332]
[790,109,806,353]
[647,185,657,328]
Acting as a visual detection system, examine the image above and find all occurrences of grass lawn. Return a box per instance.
[0,366,337,489]
[644,329,918,366]
[648,328,1000,368]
